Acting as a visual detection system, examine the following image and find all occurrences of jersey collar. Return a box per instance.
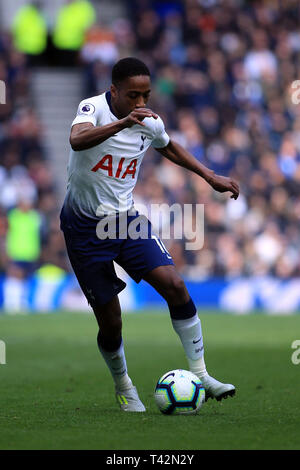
[105,91,118,119]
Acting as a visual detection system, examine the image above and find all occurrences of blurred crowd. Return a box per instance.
[2,0,300,283]
[0,32,68,282]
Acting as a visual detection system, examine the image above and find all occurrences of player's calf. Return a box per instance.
[144,265,189,305]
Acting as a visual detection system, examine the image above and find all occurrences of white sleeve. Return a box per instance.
[71,99,98,127]
[151,116,170,149]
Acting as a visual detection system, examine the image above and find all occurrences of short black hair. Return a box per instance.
[112,57,150,86]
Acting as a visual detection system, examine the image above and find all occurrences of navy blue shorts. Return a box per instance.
[60,206,174,306]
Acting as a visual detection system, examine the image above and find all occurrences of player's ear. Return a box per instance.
[110,84,118,99]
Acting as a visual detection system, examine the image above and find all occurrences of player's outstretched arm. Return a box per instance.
[157,139,239,200]
[70,108,158,151]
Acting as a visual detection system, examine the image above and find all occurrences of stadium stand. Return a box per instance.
[1,0,300,311]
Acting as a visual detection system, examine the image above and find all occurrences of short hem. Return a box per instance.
[88,281,127,307]
[129,260,174,284]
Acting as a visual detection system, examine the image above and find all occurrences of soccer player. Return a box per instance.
[60,57,239,412]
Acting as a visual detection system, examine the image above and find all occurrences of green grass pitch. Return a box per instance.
[0,311,300,450]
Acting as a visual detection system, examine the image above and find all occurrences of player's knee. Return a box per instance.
[163,276,187,303]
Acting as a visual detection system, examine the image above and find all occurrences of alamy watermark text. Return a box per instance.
[0,340,6,365]
[0,80,6,104]
[291,340,300,365]
[95,203,205,251]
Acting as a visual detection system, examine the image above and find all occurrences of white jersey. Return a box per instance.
[64,91,170,218]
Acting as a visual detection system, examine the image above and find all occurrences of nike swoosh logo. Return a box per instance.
[193,338,202,344]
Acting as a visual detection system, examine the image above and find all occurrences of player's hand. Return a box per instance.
[122,108,158,128]
[208,174,240,199]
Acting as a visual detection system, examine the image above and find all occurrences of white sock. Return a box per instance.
[98,341,133,391]
[172,314,208,378]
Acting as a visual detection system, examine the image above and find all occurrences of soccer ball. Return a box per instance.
[154,369,205,415]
